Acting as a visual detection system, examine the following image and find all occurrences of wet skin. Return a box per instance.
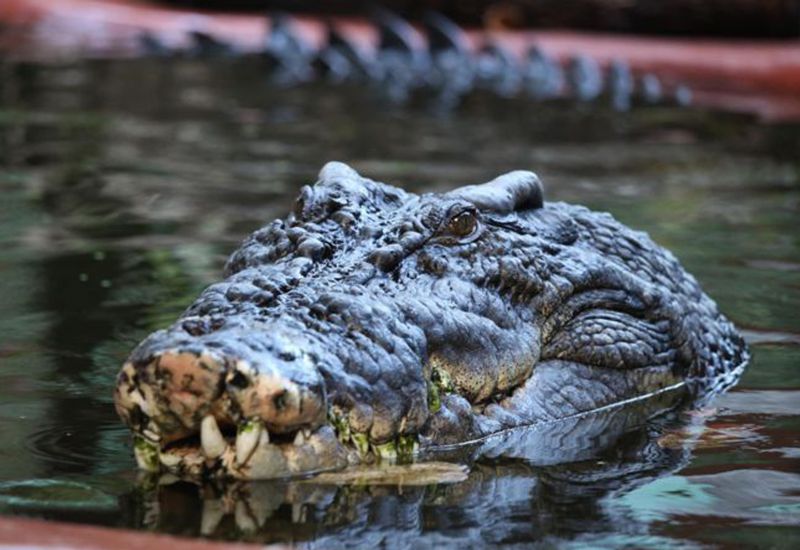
[113,162,748,479]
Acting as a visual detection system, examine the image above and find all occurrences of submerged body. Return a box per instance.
[113,162,747,479]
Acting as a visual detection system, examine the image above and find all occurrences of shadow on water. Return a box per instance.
[0,57,799,547]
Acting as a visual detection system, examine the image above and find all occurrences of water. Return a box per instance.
[0,58,799,548]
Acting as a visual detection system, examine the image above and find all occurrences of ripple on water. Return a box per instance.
[619,470,800,526]
[714,390,800,416]
[0,479,117,513]
[25,419,132,473]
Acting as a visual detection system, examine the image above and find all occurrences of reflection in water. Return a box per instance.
[134,384,737,546]
[0,57,798,546]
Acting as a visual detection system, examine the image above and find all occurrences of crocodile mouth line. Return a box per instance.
[115,350,351,480]
[133,414,349,479]
[116,350,421,479]
[115,342,432,479]
[132,413,421,479]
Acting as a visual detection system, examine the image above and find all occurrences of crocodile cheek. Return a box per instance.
[428,325,541,404]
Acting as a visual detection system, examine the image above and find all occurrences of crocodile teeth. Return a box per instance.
[293,430,308,446]
[291,503,305,524]
[201,499,226,536]
[143,427,161,443]
[235,501,258,533]
[236,420,263,466]
[159,452,182,468]
[201,415,227,459]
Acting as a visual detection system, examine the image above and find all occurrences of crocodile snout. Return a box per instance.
[113,330,345,479]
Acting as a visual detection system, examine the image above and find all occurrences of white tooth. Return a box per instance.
[235,501,258,533]
[201,500,226,536]
[159,452,182,469]
[159,473,180,485]
[201,415,227,459]
[293,430,308,446]
[236,420,263,466]
[246,484,282,526]
[291,503,306,524]
[141,495,160,529]
[143,428,161,442]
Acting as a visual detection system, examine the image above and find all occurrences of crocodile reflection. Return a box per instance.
[133,380,734,545]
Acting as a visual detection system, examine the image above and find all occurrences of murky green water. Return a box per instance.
[0,58,798,548]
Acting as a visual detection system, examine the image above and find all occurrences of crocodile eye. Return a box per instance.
[446,210,478,238]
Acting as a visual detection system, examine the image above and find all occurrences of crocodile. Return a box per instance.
[6,2,800,119]
[218,9,693,111]
[0,2,695,112]
[113,162,748,479]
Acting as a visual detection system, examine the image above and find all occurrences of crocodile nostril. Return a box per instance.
[225,368,327,433]
[128,403,145,430]
[227,370,249,389]
[273,390,288,411]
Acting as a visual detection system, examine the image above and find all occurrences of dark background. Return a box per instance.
[164,0,800,37]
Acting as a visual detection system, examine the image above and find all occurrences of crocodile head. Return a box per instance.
[113,162,747,479]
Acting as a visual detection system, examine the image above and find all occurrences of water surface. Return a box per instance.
[0,58,798,548]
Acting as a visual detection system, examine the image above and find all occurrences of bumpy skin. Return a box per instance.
[113,162,748,479]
